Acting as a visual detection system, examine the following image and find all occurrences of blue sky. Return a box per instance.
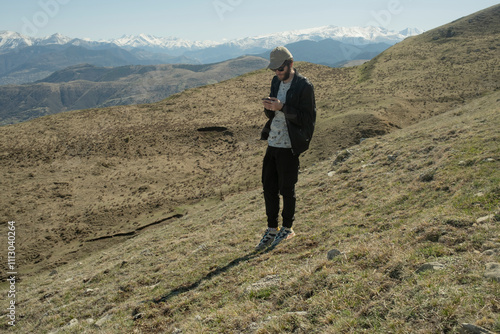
[2,0,498,41]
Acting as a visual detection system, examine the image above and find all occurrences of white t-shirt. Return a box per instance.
[268,80,292,148]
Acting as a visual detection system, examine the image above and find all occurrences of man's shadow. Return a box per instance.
[146,247,275,305]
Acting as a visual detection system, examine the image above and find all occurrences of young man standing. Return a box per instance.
[256,46,316,250]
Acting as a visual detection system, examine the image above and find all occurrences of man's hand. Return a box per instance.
[262,97,283,111]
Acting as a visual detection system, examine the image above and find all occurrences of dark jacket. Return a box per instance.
[261,70,316,155]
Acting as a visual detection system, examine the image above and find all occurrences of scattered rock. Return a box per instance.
[192,243,209,254]
[248,322,260,331]
[287,311,308,316]
[49,318,80,334]
[327,171,336,177]
[246,316,276,332]
[482,249,500,256]
[476,214,495,224]
[245,275,280,292]
[84,288,94,295]
[459,160,475,167]
[482,242,500,251]
[68,319,79,328]
[459,323,496,334]
[140,249,153,256]
[327,249,343,260]
[416,262,445,273]
[95,314,112,327]
[332,149,352,166]
[131,308,142,321]
[484,263,500,282]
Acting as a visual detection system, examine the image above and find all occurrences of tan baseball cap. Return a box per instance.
[267,46,293,70]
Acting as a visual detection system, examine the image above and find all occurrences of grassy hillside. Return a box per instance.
[0,4,499,333]
[4,89,499,334]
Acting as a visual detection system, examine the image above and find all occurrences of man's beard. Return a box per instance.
[279,66,292,81]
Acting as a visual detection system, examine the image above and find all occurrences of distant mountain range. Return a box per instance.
[109,26,423,56]
[1,26,423,53]
[0,56,269,125]
[0,32,197,85]
[0,26,423,85]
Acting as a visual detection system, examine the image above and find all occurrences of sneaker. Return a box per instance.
[256,228,279,250]
[271,227,295,247]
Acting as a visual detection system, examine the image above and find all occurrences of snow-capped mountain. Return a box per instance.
[1,25,423,54]
[109,33,219,51]
[38,32,73,45]
[0,31,34,49]
[107,26,423,52]
[0,31,73,49]
[221,26,424,50]
[0,30,100,51]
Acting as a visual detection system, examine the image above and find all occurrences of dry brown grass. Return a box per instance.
[3,90,498,334]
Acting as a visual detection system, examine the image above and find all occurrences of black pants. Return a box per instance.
[262,146,300,229]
